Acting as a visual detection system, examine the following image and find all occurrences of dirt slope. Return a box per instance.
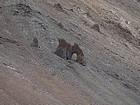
[0,0,140,105]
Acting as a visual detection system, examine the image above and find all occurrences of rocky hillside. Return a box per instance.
[0,0,140,105]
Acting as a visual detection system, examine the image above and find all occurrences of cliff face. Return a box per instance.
[0,0,140,105]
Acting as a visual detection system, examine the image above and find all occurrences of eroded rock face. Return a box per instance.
[104,20,140,48]
[72,43,86,66]
[55,38,72,60]
[0,0,140,105]
[55,38,86,66]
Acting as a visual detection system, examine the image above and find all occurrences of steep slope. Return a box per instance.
[0,0,140,105]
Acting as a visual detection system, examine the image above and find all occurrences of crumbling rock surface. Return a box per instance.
[0,0,140,105]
